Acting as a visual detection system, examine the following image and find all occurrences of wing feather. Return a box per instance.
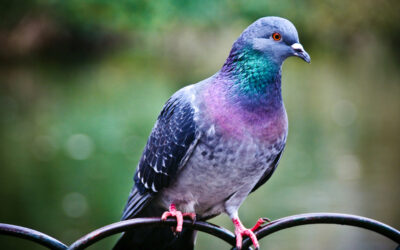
[121,90,200,219]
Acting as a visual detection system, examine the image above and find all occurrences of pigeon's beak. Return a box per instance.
[291,43,311,63]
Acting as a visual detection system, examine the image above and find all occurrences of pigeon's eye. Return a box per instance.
[272,32,282,41]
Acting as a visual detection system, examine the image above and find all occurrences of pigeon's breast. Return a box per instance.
[201,82,288,144]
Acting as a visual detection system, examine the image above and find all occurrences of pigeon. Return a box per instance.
[114,16,310,250]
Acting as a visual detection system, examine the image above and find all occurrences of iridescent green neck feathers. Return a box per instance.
[221,46,283,108]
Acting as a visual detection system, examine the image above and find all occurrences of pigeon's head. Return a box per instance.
[234,16,310,64]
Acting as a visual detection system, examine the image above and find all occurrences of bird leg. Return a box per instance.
[161,203,196,232]
[232,217,269,250]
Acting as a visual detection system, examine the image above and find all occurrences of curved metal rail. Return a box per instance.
[68,217,235,249]
[1,213,399,249]
[0,223,67,250]
[241,213,400,249]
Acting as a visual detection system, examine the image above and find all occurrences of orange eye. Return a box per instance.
[272,32,281,41]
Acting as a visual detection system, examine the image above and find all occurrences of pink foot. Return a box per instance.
[233,217,269,249]
[161,204,196,232]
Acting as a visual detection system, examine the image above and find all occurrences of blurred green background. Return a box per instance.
[0,0,399,249]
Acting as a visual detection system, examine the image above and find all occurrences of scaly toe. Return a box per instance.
[161,211,183,232]
[161,211,173,221]
[251,217,271,232]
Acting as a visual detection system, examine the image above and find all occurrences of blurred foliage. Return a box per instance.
[0,0,399,249]
[1,0,400,61]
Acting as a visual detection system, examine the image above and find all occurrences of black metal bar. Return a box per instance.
[68,217,236,250]
[0,223,68,250]
[240,213,400,249]
[2,213,399,249]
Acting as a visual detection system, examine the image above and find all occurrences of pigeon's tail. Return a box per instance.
[113,188,197,250]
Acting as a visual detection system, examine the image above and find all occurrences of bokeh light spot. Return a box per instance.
[331,100,357,127]
[65,134,94,160]
[62,192,88,218]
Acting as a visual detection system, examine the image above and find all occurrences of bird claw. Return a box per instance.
[250,217,271,231]
[233,217,270,249]
[161,204,196,233]
[261,217,271,223]
[234,227,259,250]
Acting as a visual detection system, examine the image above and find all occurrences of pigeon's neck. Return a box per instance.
[220,46,283,110]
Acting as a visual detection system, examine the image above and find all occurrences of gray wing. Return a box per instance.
[250,149,284,193]
[122,93,200,220]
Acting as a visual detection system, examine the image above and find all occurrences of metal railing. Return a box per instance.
[1,213,399,249]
